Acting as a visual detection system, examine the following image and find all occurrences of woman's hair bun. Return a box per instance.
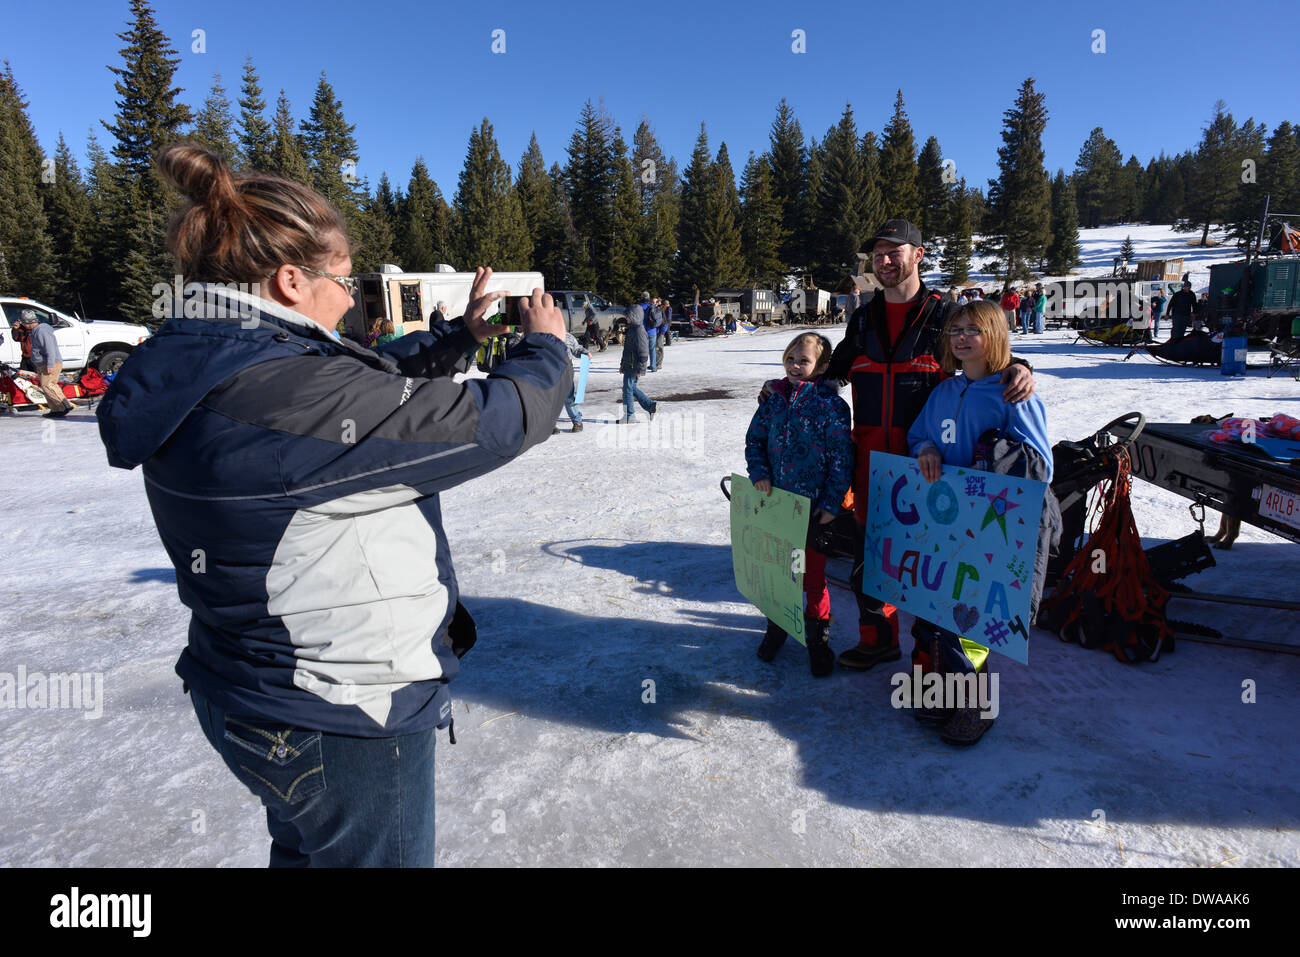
[157,142,238,209]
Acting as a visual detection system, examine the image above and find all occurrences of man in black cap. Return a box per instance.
[1166,275,1196,341]
[827,218,1035,673]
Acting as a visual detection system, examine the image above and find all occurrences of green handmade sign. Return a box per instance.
[729,473,810,644]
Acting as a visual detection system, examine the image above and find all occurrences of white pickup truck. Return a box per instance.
[0,298,150,373]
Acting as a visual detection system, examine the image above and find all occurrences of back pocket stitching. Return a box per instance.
[237,762,325,804]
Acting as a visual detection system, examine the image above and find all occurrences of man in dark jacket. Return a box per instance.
[619,301,656,422]
[1167,276,1197,341]
[828,219,1035,672]
[18,310,73,417]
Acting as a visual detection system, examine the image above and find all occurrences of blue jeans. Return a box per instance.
[1033,310,1044,333]
[1020,311,1032,334]
[564,381,582,424]
[647,334,658,371]
[190,689,437,867]
[621,373,655,418]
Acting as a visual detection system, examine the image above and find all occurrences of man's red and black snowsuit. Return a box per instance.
[828,283,947,662]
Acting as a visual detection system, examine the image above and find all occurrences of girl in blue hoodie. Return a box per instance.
[745,332,854,676]
[907,299,1053,745]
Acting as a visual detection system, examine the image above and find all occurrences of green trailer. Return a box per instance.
[1208,256,1300,339]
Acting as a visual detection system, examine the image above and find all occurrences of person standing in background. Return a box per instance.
[17,310,73,417]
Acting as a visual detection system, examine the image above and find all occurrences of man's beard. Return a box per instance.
[877,256,916,289]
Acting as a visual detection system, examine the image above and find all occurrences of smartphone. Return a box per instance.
[499,295,523,328]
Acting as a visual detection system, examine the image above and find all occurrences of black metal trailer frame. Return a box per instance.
[1097,418,1300,651]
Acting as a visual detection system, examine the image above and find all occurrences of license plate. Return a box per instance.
[1258,485,1300,529]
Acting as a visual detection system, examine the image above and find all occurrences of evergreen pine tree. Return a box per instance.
[1262,121,1300,222]
[879,90,921,222]
[917,135,951,239]
[673,124,714,296]
[1119,234,1135,263]
[45,133,94,313]
[517,133,566,282]
[768,98,806,271]
[1045,170,1081,275]
[606,126,640,302]
[1183,101,1240,245]
[300,72,362,229]
[80,131,119,319]
[1119,155,1143,221]
[191,72,237,163]
[858,130,884,238]
[938,178,972,286]
[352,186,396,274]
[237,56,272,172]
[1144,151,1189,224]
[739,151,787,289]
[1073,127,1123,227]
[548,160,580,289]
[983,77,1051,284]
[400,158,451,270]
[704,142,746,291]
[797,136,824,281]
[810,105,866,289]
[452,118,531,271]
[101,0,192,322]
[631,117,679,296]
[266,90,311,186]
[0,65,57,300]
[1226,117,1269,251]
[563,100,615,291]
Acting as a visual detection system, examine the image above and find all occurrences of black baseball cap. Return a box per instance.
[868,219,923,250]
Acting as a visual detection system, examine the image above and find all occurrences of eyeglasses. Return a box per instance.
[296,264,358,295]
[947,326,983,338]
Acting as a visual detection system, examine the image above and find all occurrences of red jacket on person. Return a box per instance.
[828,284,948,522]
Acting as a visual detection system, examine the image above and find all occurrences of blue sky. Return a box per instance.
[9,0,1297,201]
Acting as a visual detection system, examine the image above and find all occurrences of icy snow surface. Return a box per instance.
[2,227,1297,868]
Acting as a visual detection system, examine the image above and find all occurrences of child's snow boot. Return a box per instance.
[756,619,787,662]
[837,603,900,670]
[805,616,835,677]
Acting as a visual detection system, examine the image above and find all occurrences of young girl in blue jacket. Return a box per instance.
[907,299,1054,745]
[745,333,855,676]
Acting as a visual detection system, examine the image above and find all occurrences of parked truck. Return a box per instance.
[0,297,150,374]
[548,290,625,347]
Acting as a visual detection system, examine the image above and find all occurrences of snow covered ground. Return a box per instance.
[3,227,1298,868]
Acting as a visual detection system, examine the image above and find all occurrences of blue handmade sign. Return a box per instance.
[862,451,1047,664]
[574,353,590,404]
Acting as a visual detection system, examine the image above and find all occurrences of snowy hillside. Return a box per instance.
[2,225,1297,868]
[929,222,1241,293]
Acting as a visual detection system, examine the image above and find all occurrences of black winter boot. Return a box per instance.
[757,619,787,662]
[805,616,834,678]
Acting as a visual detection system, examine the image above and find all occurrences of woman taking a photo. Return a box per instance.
[98,144,569,867]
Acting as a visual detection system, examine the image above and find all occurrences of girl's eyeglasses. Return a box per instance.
[297,264,358,295]
[947,326,983,338]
